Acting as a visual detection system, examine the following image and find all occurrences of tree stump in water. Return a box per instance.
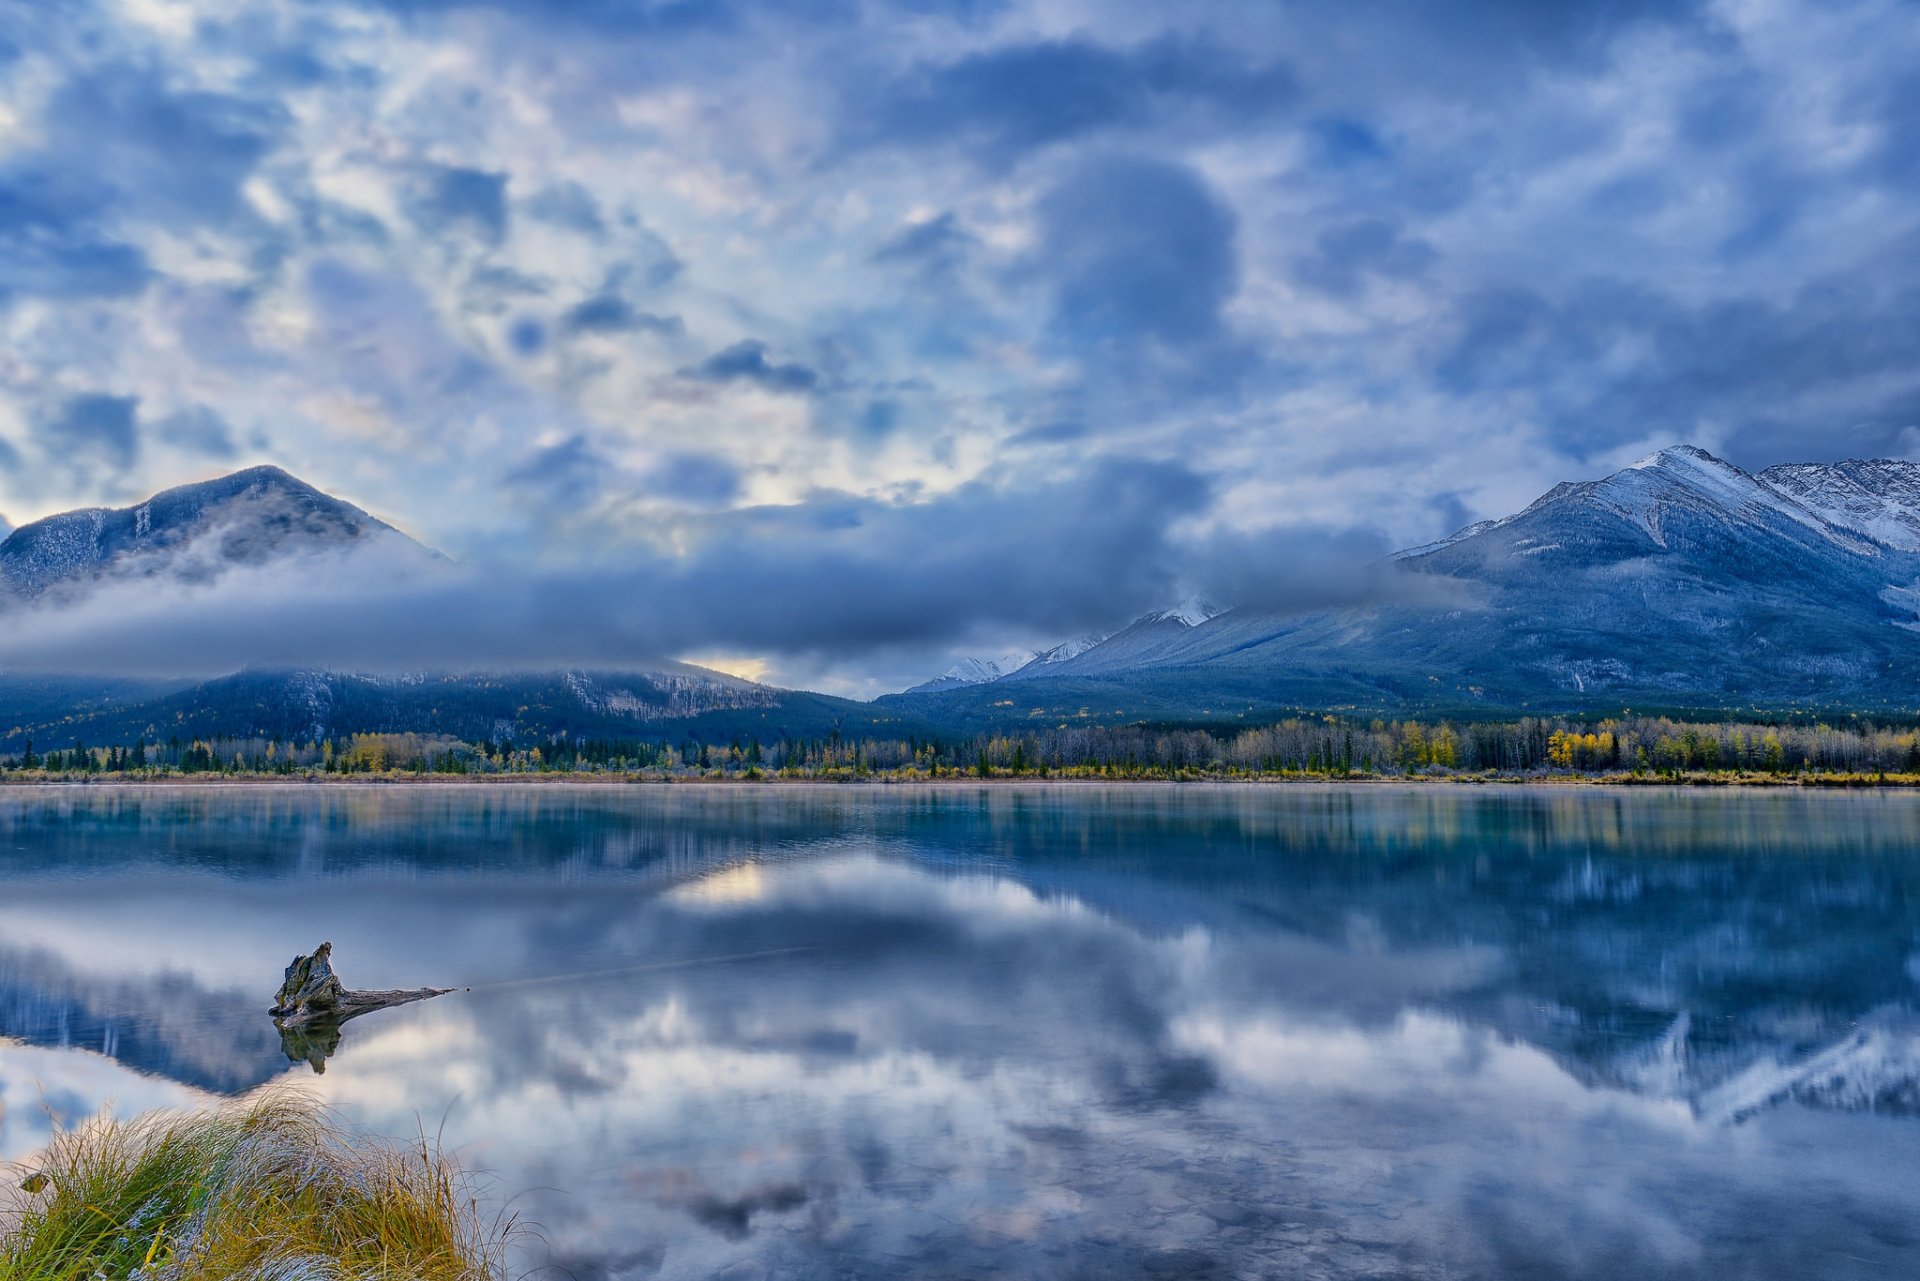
[270,942,453,1072]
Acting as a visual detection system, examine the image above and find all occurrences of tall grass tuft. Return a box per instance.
[1,1091,508,1280]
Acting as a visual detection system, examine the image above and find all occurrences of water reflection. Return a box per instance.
[2,785,1918,1279]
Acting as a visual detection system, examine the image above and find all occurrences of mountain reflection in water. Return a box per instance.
[1,784,1917,1279]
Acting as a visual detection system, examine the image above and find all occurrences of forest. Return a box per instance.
[5,715,1920,781]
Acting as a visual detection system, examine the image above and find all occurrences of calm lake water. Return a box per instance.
[2,783,1918,1279]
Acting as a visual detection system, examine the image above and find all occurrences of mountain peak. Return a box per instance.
[0,466,433,601]
[1146,595,1228,627]
[1626,443,1730,471]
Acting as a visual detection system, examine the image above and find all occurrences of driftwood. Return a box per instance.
[270,942,453,1073]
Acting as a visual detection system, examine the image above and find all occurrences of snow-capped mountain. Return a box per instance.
[1145,595,1228,627]
[1758,458,1920,552]
[886,445,1920,725]
[0,467,939,749]
[0,465,434,602]
[898,597,1227,696]
[904,648,1041,695]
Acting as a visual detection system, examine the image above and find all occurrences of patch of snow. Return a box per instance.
[1760,459,1920,552]
[1031,634,1105,665]
[1147,595,1228,627]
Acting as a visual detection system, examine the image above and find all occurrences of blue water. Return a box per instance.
[2,784,1917,1279]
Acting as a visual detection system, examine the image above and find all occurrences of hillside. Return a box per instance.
[882,447,1920,729]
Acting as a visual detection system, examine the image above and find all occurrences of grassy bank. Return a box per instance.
[1,1093,506,1281]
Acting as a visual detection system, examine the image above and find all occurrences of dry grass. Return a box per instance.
[1,1092,508,1281]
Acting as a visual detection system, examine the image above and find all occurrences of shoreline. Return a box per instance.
[2,771,1918,790]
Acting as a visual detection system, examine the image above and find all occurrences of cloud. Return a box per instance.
[846,36,1294,163]
[5,0,1920,649]
[155,407,238,459]
[0,454,1456,683]
[43,63,287,228]
[646,452,741,505]
[525,181,606,234]
[684,341,819,394]
[1292,217,1437,297]
[407,165,510,243]
[561,295,683,337]
[1035,155,1239,350]
[37,393,140,473]
[348,0,745,35]
[503,435,612,507]
[1432,266,1920,464]
[872,212,975,276]
[0,176,152,300]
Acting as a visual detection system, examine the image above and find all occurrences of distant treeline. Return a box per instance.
[5,716,1920,780]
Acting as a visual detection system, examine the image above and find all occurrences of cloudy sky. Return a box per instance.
[3,0,1918,692]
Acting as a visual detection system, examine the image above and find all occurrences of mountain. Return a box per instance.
[904,648,1040,695]
[0,467,934,749]
[882,446,1920,728]
[897,599,1223,696]
[0,465,435,602]
[1757,459,1920,552]
[0,666,934,753]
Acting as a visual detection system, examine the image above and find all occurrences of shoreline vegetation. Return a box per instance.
[0,1093,507,1281]
[5,716,1920,787]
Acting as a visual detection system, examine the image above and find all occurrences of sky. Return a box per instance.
[3,0,1920,694]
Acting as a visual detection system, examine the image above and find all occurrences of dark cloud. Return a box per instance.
[155,407,238,459]
[872,212,975,276]
[684,340,820,394]
[525,181,606,233]
[45,64,286,227]
[1292,217,1437,297]
[646,452,743,505]
[503,435,611,507]
[1305,117,1391,169]
[846,36,1295,163]
[561,295,684,336]
[1007,420,1089,446]
[0,458,1244,673]
[407,165,509,243]
[38,394,140,473]
[1434,265,1920,464]
[1035,155,1238,349]
[507,317,546,355]
[348,0,745,35]
[0,176,152,300]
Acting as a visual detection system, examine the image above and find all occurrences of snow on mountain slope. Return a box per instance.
[1145,595,1227,626]
[904,648,1040,694]
[0,465,435,602]
[1759,459,1920,551]
[884,444,1920,723]
[900,600,1229,695]
[0,514,11,544]
[1509,445,1876,554]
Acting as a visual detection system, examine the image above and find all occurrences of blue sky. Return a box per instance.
[2,0,1919,691]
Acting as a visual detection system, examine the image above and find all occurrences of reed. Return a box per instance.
[1,1091,507,1281]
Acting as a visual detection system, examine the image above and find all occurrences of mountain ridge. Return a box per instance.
[880,445,1920,727]
[0,464,434,602]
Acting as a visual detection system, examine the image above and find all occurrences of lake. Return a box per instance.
[1,783,1917,1279]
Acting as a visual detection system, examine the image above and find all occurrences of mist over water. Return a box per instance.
[2,785,1918,1279]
